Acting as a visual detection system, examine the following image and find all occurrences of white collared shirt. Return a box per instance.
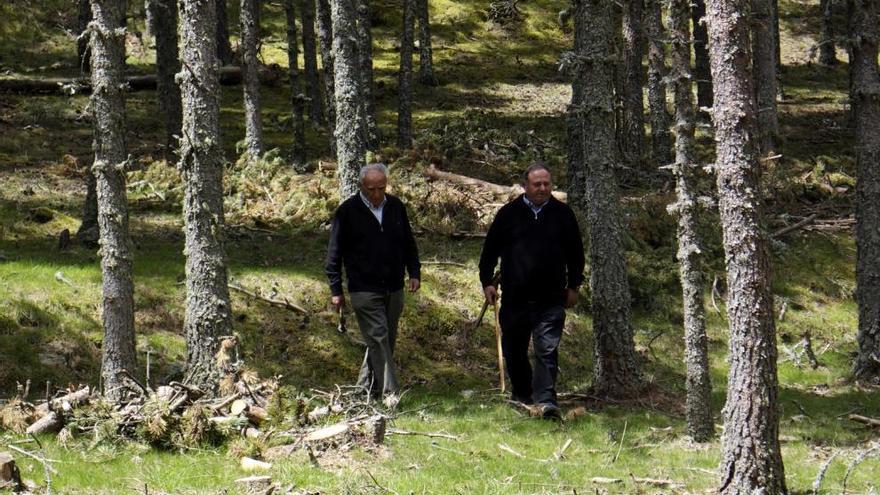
[360,192,387,224]
[523,195,547,219]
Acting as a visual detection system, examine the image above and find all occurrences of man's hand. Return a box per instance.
[564,288,578,309]
[409,278,421,293]
[484,285,498,305]
[331,294,344,310]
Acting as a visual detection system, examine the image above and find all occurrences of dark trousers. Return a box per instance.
[499,302,565,406]
[351,290,404,397]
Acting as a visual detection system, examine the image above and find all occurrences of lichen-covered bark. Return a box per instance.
[356,0,380,148]
[147,0,181,149]
[669,0,713,442]
[178,0,232,390]
[241,0,263,160]
[705,0,786,492]
[751,0,779,153]
[285,0,307,168]
[331,0,367,198]
[77,167,100,246]
[216,0,233,65]
[691,0,713,111]
[644,0,671,166]
[567,0,642,398]
[850,0,880,381]
[300,0,325,124]
[820,0,838,65]
[397,0,415,149]
[416,0,438,86]
[89,0,137,400]
[316,0,337,153]
[565,6,586,207]
[621,0,647,169]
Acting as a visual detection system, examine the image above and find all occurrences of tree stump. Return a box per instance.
[0,452,24,492]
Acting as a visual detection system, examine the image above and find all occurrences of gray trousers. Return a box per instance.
[351,290,404,397]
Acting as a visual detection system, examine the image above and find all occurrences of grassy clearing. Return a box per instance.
[1,0,878,493]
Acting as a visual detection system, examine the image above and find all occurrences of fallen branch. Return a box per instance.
[6,445,58,475]
[498,443,525,458]
[848,414,880,428]
[387,429,460,440]
[843,443,880,494]
[423,164,568,202]
[229,283,307,315]
[812,451,839,495]
[771,213,819,239]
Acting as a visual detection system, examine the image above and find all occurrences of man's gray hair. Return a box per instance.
[522,162,551,183]
[359,163,389,183]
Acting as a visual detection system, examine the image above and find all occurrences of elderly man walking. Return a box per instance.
[479,163,585,418]
[326,163,421,408]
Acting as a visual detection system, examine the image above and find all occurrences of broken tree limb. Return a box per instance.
[848,414,880,428]
[35,386,91,416]
[771,213,819,239]
[423,165,568,202]
[229,283,307,315]
[25,412,62,435]
[0,66,281,95]
[386,429,459,440]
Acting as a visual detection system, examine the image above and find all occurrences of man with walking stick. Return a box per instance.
[479,163,585,419]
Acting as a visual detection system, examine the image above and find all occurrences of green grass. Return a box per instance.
[1,0,877,493]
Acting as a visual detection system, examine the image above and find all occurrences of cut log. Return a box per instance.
[0,66,281,95]
[423,164,568,202]
[240,457,272,472]
[230,399,250,416]
[244,427,262,439]
[848,413,880,428]
[246,406,268,425]
[25,411,62,435]
[35,386,91,416]
[0,452,24,492]
[365,415,386,446]
[305,422,349,442]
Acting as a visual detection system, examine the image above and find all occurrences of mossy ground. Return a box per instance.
[1,0,878,493]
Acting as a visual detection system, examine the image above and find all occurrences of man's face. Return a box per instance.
[360,169,387,207]
[524,168,552,205]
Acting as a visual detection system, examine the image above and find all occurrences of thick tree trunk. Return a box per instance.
[850,0,880,382]
[178,0,232,389]
[285,0,307,168]
[216,0,234,66]
[300,0,325,124]
[644,0,671,166]
[356,0,380,148]
[820,0,838,65]
[397,0,415,149]
[669,0,713,442]
[752,0,779,153]
[77,0,92,73]
[621,0,647,169]
[241,0,264,160]
[331,0,367,198]
[89,0,137,401]
[147,0,182,150]
[705,0,787,493]
[691,0,713,111]
[416,0,438,86]
[316,0,337,153]
[569,0,642,398]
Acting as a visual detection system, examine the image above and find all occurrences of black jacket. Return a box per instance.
[326,193,420,296]
[479,195,585,305]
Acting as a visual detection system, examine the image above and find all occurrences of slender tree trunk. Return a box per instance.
[178,0,232,389]
[300,0,325,124]
[286,0,307,168]
[241,0,263,160]
[644,0,672,166]
[77,0,92,73]
[850,0,880,382]
[705,0,786,492]
[820,0,838,65]
[569,0,643,398]
[752,0,779,153]
[316,0,337,153]
[89,0,137,401]
[669,0,713,442]
[771,0,784,101]
[216,0,233,66]
[397,0,415,149]
[77,168,100,247]
[566,8,586,208]
[692,0,713,112]
[147,0,182,150]
[356,0,380,148]
[416,0,438,86]
[621,0,647,169]
[331,0,367,198]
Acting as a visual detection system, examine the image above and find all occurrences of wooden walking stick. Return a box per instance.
[492,300,506,393]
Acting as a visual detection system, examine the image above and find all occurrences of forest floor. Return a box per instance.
[1,0,879,493]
